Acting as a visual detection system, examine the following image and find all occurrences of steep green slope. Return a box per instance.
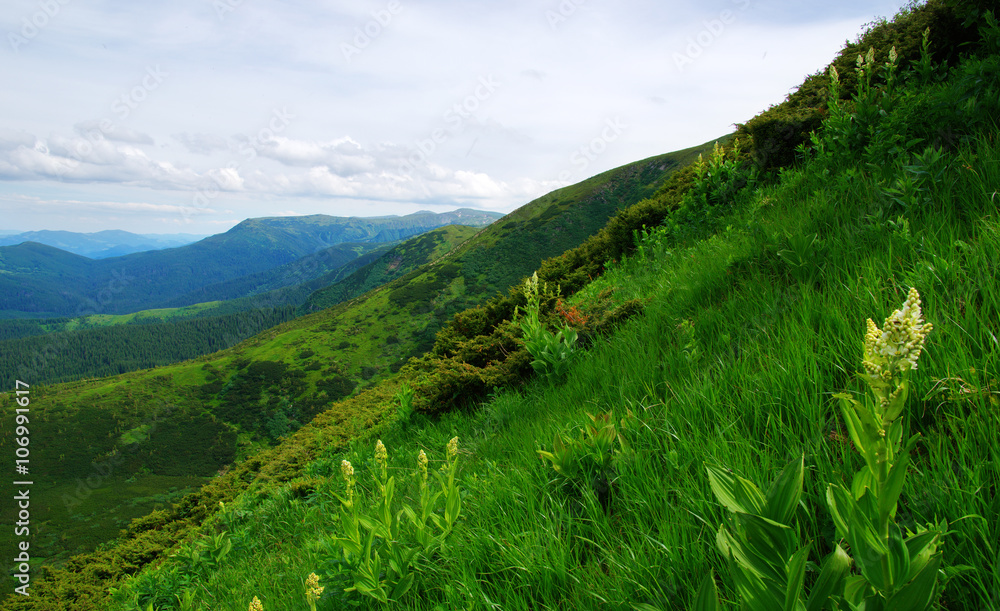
[301,145,710,318]
[88,6,999,608]
[0,141,704,582]
[301,226,479,313]
[0,227,477,388]
[7,4,996,608]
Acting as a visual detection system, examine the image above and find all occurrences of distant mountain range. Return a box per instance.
[0,209,501,318]
[0,230,207,258]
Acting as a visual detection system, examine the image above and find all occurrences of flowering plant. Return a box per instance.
[694,288,961,610]
[516,272,579,384]
[316,438,462,604]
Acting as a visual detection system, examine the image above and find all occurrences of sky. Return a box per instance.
[0,0,909,235]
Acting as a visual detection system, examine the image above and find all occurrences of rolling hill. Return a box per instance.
[5,3,997,609]
[0,209,500,318]
[0,230,206,259]
[0,140,710,581]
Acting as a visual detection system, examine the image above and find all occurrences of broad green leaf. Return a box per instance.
[850,468,874,501]
[844,576,870,606]
[706,463,767,516]
[728,549,785,611]
[446,484,461,528]
[885,554,941,611]
[390,572,415,601]
[784,545,810,611]
[886,521,910,590]
[825,484,853,538]
[904,529,941,583]
[766,455,805,525]
[690,572,720,611]
[737,512,797,573]
[716,524,732,558]
[884,380,910,422]
[879,444,913,524]
[806,544,851,611]
[835,394,867,455]
[849,491,889,587]
[338,537,363,558]
[718,524,784,585]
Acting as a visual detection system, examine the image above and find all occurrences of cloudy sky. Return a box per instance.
[1,0,907,235]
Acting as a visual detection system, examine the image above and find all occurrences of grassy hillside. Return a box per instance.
[5,2,997,609]
[0,140,703,590]
[0,228,487,388]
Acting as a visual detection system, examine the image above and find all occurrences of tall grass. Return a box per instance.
[110,128,999,611]
[108,16,1000,611]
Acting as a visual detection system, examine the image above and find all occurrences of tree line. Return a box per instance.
[0,306,296,388]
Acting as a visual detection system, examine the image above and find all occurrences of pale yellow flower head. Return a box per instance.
[417,449,429,489]
[375,439,388,481]
[306,572,324,602]
[863,287,933,378]
[249,596,264,611]
[375,439,387,466]
[340,459,354,482]
[447,436,459,461]
[523,271,539,301]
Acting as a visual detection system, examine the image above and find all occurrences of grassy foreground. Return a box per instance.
[4,2,998,609]
[103,4,999,609]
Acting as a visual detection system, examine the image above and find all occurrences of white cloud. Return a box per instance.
[173,132,230,154]
[0,0,912,233]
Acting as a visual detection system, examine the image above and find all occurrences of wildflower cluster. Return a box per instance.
[515,272,580,384]
[417,449,429,490]
[316,438,463,604]
[340,459,355,507]
[860,288,932,425]
[697,287,954,610]
[249,595,264,611]
[863,287,932,378]
[305,572,324,610]
[375,439,388,484]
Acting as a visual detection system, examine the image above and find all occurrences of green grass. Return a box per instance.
[105,34,1000,608]
[4,3,999,609]
[0,133,703,585]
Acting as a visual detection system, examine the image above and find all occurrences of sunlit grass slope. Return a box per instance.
[3,1,998,608]
[0,140,703,596]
